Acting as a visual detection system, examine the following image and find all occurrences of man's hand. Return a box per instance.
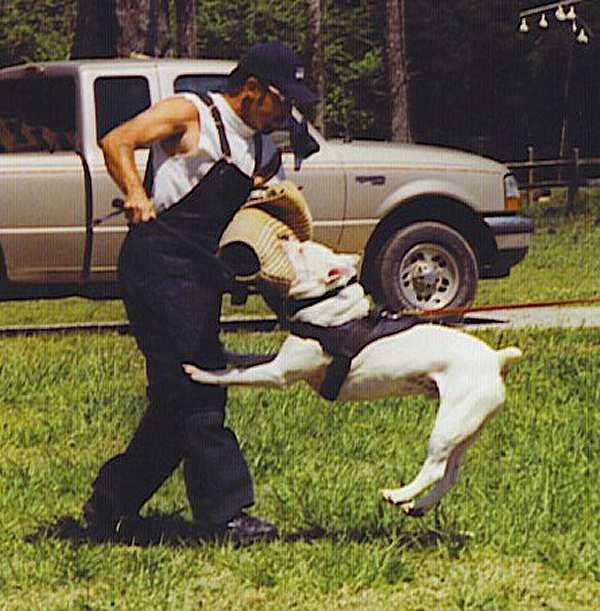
[253,175,268,189]
[125,195,157,224]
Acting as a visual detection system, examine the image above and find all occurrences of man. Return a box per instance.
[84,42,318,543]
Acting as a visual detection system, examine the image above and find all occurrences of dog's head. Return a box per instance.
[280,239,360,299]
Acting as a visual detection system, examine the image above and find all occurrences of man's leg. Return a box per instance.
[85,258,254,531]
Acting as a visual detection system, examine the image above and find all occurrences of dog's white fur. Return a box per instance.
[184,240,522,517]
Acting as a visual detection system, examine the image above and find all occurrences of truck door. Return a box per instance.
[0,74,87,285]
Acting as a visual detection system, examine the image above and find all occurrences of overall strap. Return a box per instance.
[142,91,232,196]
[255,149,282,183]
[253,133,262,175]
[196,92,232,158]
[197,92,280,180]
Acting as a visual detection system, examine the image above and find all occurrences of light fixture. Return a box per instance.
[517,2,591,43]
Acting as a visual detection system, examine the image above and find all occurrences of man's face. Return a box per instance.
[241,78,290,134]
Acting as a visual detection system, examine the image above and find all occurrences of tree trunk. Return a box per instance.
[71,0,118,58]
[385,0,411,142]
[175,0,198,58]
[71,0,172,59]
[305,0,325,134]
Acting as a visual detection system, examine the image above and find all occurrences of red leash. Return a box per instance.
[413,295,600,318]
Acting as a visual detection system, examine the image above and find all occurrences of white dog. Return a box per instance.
[184,240,521,517]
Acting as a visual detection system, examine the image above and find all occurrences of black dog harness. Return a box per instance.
[289,309,432,401]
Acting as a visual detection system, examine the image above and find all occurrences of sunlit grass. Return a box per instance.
[0,327,598,608]
[0,196,598,608]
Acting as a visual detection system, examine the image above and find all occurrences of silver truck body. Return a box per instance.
[0,59,533,308]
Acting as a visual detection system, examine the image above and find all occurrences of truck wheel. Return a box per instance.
[375,221,478,311]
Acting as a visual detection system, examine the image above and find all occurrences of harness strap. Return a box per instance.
[290,308,435,401]
[319,356,352,401]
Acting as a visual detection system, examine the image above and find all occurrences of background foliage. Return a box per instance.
[1,0,600,159]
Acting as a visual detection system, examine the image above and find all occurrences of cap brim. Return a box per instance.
[279,80,319,109]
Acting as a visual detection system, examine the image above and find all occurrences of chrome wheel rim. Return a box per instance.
[398,243,460,309]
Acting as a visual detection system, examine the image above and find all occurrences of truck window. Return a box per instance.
[0,76,76,153]
[94,76,151,141]
[174,74,228,97]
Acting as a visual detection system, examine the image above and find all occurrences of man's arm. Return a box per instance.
[100,96,200,223]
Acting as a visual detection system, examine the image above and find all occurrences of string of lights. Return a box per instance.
[518,1,593,43]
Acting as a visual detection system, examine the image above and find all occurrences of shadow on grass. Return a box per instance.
[25,512,472,553]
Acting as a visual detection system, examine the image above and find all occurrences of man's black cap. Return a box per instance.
[230,42,319,110]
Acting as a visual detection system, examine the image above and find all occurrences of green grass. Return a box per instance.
[477,191,599,306]
[0,196,598,608]
[0,326,599,609]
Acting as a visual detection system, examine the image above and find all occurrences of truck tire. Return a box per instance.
[375,221,478,311]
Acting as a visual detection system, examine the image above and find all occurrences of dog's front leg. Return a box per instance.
[184,336,327,390]
[183,361,286,388]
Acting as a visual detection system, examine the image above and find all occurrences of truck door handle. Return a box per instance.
[355,175,386,186]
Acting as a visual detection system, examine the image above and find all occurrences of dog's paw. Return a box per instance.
[381,488,409,506]
[401,502,426,518]
[182,364,217,384]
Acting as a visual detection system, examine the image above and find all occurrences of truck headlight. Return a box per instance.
[504,173,520,212]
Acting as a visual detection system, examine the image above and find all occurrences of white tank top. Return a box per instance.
[150,92,282,208]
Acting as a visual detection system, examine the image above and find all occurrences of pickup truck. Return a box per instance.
[0,58,533,310]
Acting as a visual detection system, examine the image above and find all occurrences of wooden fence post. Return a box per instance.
[527,145,534,206]
[566,146,579,212]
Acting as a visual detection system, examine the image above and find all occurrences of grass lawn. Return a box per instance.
[0,327,598,609]
[0,198,598,608]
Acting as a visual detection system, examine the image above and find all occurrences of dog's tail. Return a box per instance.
[497,346,522,378]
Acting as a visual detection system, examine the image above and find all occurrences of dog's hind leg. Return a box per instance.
[401,434,473,516]
[381,451,448,507]
[382,372,505,512]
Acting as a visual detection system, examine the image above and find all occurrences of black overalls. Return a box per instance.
[91,94,260,527]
